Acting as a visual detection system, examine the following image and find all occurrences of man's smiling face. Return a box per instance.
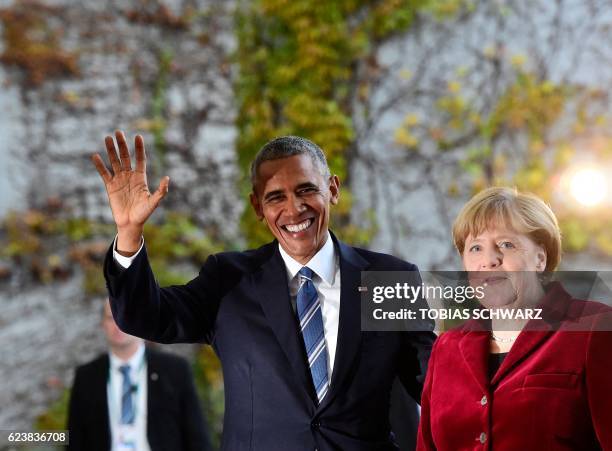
[250,154,339,264]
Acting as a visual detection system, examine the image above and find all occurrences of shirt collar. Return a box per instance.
[109,342,145,372]
[278,231,337,285]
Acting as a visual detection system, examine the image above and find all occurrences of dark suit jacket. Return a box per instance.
[67,348,210,451]
[417,282,612,450]
[104,232,435,450]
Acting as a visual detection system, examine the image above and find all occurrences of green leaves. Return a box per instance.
[236,0,429,247]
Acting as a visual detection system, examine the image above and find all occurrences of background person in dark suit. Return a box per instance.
[92,131,436,450]
[66,300,211,451]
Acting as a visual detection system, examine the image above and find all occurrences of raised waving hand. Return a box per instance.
[92,130,169,255]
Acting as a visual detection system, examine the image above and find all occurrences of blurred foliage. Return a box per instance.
[394,50,612,258]
[0,1,79,86]
[149,48,174,174]
[0,204,224,292]
[0,202,111,287]
[35,388,70,431]
[125,4,190,30]
[194,346,225,449]
[235,0,434,248]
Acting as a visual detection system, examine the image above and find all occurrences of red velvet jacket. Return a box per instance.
[417,282,612,450]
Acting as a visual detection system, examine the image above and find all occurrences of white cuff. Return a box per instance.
[112,235,144,268]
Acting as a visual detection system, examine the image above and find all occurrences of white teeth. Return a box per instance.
[285,219,312,233]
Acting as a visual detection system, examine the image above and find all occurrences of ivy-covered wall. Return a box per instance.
[1,0,611,448]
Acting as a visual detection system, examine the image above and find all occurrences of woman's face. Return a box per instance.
[462,227,547,308]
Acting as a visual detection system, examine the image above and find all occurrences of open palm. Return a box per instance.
[92,130,169,233]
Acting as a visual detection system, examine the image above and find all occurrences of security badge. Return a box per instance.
[116,422,137,451]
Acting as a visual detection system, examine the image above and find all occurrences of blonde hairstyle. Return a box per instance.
[452,187,562,271]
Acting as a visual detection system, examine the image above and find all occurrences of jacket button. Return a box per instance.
[479,432,487,444]
[480,395,487,406]
[311,420,320,429]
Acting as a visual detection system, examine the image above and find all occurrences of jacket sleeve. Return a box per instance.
[66,367,84,451]
[586,311,612,448]
[104,242,222,344]
[397,263,437,401]
[416,336,438,451]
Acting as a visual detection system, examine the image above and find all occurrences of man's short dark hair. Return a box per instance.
[250,136,331,188]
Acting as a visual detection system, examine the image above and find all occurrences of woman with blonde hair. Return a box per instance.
[417,187,611,450]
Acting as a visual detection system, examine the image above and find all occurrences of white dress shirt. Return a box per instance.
[108,343,151,451]
[112,231,342,375]
[277,232,341,376]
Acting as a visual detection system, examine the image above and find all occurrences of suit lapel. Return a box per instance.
[318,237,369,411]
[93,355,112,450]
[490,329,552,385]
[459,331,491,393]
[491,283,572,385]
[145,348,165,447]
[251,244,315,402]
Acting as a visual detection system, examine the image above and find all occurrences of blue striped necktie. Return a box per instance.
[119,364,135,424]
[296,266,329,403]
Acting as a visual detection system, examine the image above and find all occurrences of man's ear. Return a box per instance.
[250,192,264,221]
[329,175,340,205]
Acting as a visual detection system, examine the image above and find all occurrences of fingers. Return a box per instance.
[115,130,132,171]
[151,176,170,206]
[104,135,122,175]
[135,134,146,174]
[91,153,112,183]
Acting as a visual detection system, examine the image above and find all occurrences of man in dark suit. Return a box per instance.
[66,300,210,451]
[93,131,436,450]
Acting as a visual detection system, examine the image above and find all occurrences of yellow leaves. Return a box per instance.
[490,73,565,135]
[273,64,300,84]
[23,210,46,229]
[404,113,420,127]
[358,82,369,101]
[437,95,466,115]
[483,45,496,59]
[132,118,166,132]
[58,90,80,105]
[468,112,481,126]
[399,68,413,80]
[559,218,590,252]
[237,0,437,246]
[493,154,507,174]
[447,80,461,94]
[540,80,555,94]
[554,144,575,167]
[394,127,419,148]
[513,159,547,192]
[437,94,468,130]
[510,54,526,68]
[529,138,545,154]
[455,65,468,78]
[427,0,474,20]
[395,114,421,149]
[470,178,487,196]
[595,230,612,256]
